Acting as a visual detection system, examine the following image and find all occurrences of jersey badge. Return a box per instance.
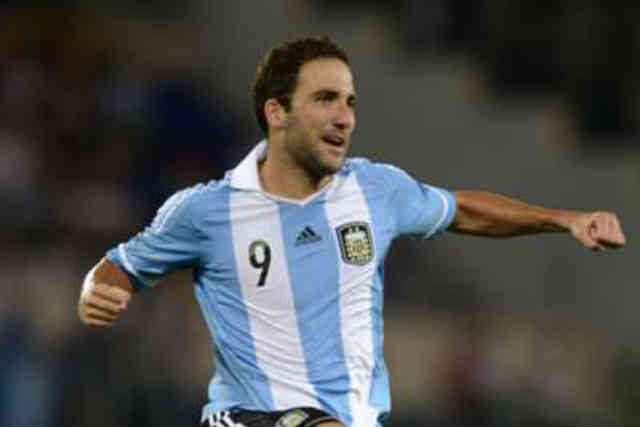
[275,409,309,427]
[336,221,374,265]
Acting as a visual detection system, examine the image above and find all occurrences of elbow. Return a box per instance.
[450,191,483,234]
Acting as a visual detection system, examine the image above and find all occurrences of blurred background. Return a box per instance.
[0,1,638,425]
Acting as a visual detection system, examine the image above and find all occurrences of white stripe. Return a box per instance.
[424,186,450,239]
[230,192,319,409]
[117,244,160,287]
[118,243,136,275]
[206,411,247,427]
[325,173,378,427]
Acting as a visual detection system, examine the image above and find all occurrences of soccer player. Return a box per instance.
[78,36,626,427]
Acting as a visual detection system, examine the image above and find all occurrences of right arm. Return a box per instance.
[78,257,134,327]
[78,186,204,327]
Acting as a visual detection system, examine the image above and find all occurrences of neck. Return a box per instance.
[258,139,332,200]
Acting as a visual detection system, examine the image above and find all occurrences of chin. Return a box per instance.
[322,156,345,174]
[308,159,342,180]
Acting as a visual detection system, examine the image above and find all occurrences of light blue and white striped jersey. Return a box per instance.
[106,141,456,427]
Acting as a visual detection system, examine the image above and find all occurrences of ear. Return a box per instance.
[264,98,286,130]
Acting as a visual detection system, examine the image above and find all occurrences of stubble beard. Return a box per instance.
[284,134,342,182]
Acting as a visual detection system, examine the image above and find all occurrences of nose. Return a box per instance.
[333,102,355,131]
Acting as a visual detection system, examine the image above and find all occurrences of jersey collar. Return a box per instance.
[229,140,346,205]
[229,140,268,191]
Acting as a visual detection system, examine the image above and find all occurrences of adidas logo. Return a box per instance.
[295,226,322,246]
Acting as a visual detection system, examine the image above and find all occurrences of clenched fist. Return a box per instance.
[78,258,134,327]
[568,211,626,251]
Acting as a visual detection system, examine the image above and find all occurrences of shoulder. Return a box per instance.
[343,157,411,188]
[159,179,226,210]
[151,179,228,230]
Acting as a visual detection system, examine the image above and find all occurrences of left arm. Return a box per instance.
[450,190,627,251]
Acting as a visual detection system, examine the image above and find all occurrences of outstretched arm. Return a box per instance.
[78,257,134,327]
[449,190,627,251]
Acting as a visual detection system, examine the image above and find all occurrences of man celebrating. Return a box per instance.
[78,36,626,427]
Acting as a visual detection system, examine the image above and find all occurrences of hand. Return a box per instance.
[78,282,132,327]
[568,211,626,251]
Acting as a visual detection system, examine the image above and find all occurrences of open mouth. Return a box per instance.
[321,135,345,147]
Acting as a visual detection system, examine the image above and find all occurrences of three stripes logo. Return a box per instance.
[295,225,322,246]
[206,411,247,427]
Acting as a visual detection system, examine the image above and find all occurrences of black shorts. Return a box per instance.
[201,407,341,427]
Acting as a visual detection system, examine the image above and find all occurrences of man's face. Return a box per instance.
[282,58,356,179]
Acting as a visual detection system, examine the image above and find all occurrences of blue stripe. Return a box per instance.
[368,270,391,423]
[196,186,274,419]
[277,200,352,421]
[354,171,393,423]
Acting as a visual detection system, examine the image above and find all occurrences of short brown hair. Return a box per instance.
[251,36,350,134]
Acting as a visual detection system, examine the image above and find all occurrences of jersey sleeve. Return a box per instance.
[385,164,456,239]
[106,187,203,291]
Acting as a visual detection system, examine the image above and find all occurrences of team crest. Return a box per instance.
[336,222,374,265]
[275,409,309,427]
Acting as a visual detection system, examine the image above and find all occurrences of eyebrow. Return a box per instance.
[311,89,357,103]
